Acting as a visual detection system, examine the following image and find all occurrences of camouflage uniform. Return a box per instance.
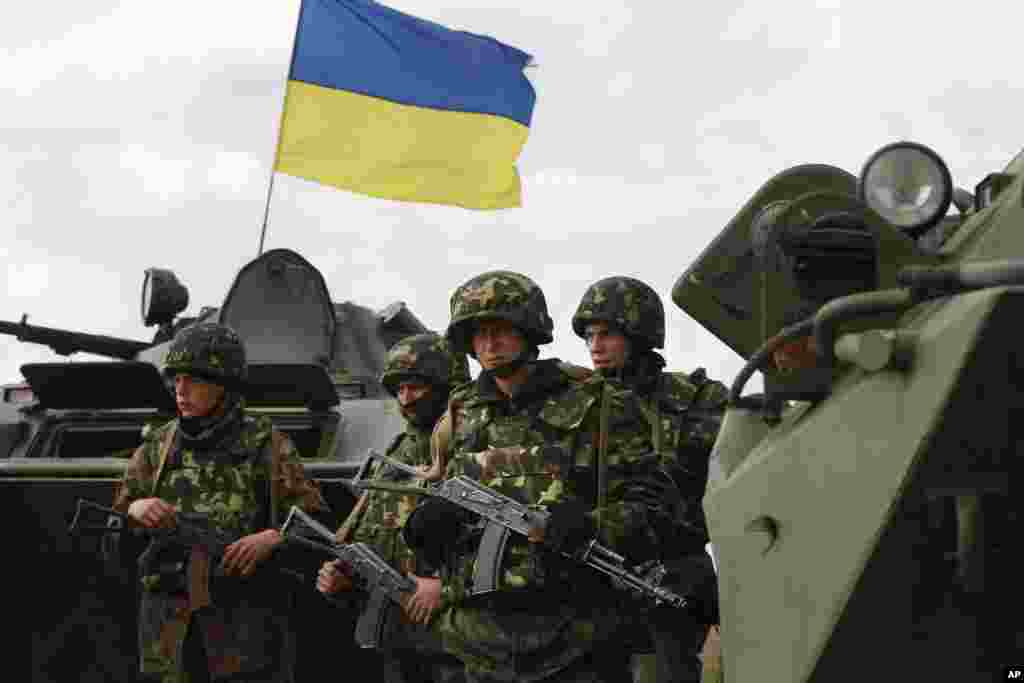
[342,334,469,683]
[410,271,698,683]
[112,323,327,683]
[573,278,728,683]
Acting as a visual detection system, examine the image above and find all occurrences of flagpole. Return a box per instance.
[258,0,307,257]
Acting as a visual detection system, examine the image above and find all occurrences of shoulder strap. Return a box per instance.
[151,423,178,496]
[596,380,612,536]
[338,422,432,543]
[336,490,369,544]
[427,400,460,480]
[269,430,284,528]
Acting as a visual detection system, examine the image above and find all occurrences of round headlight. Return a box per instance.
[142,268,189,326]
[858,142,952,237]
[141,271,154,323]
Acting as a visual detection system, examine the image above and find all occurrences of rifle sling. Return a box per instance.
[151,423,178,497]
[336,491,371,544]
[597,381,611,536]
[269,430,283,528]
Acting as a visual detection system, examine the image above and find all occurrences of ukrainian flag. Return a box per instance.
[275,0,537,210]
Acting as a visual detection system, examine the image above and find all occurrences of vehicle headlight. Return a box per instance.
[858,142,952,237]
[142,268,189,326]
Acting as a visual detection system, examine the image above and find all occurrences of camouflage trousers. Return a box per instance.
[434,601,631,683]
[139,592,295,683]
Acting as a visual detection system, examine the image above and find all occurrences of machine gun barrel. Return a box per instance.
[0,316,151,360]
[353,450,692,611]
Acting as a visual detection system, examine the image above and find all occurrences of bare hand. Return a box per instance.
[222,529,281,577]
[402,575,442,625]
[127,498,177,529]
[317,560,354,594]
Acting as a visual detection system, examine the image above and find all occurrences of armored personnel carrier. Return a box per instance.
[674,142,1023,681]
[1,248,438,682]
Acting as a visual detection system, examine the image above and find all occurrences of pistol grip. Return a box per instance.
[470,522,510,596]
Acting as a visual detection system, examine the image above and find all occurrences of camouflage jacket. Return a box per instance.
[113,415,325,680]
[621,369,728,545]
[347,422,433,575]
[438,359,695,607]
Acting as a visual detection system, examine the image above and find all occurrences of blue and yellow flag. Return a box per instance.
[275,0,536,210]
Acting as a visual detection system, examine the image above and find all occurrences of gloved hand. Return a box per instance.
[654,552,719,626]
[402,497,472,562]
[538,501,597,557]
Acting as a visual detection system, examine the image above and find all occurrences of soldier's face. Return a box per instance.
[472,319,526,370]
[397,381,431,414]
[174,374,226,417]
[584,322,629,370]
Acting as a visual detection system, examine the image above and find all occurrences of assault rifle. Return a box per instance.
[280,506,417,649]
[68,499,304,603]
[351,450,692,611]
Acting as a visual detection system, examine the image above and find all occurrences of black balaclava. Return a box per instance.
[597,345,666,396]
[403,383,451,431]
[177,388,245,451]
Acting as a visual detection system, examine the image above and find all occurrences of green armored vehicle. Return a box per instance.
[674,142,1022,681]
[1,248,438,682]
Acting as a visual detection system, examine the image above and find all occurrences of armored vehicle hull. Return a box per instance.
[676,144,1024,681]
[2,249,441,682]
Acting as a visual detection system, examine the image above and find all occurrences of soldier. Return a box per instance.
[401,270,699,683]
[113,323,327,683]
[572,276,728,683]
[317,333,468,683]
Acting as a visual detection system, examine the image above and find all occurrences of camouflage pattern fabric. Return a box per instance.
[613,369,727,683]
[344,340,468,683]
[113,416,325,683]
[350,425,434,575]
[571,277,666,350]
[636,371,729,545]
[446,271,554,355]
[163,323,247,386]
[427,359,693,682]
[381,334,470,397]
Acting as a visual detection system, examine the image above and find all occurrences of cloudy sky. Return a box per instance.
[2,0,1021,391]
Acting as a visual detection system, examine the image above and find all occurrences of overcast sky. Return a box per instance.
[2,0,1021,392]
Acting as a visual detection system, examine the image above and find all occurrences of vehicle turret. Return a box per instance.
[0,247,444,683]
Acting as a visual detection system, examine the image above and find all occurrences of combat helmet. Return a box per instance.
[380,333,470,397]
[572,276,665,350]
[446,270,554,356]
[163,322,247,388]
